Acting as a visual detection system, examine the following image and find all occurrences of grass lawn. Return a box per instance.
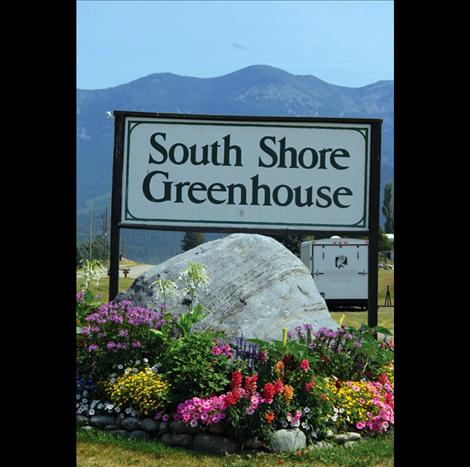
[77,429,394,467]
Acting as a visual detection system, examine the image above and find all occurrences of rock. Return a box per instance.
[129,430,150,441]
[169,420,205,435]
[271,429,306,452]
[346,432,361,441]
[158,421,170,434]
[116,234,336,340]
[103,424,121,431]
[193,434,239,455]
[121,417,142,432]
[160,433,173,446]
[81,426,95,432]
[76,415,89,426]
[110,429,130,438]
[171,434,193,447]
[244,438,265,450]
[325,429,334,439]
[141,418,159,434]
[334,434,348,444]
[89,415,117,428]
[208,421,228,435]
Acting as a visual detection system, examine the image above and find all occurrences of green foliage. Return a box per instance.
[378,228,393,254]
[268,233,304,257]
[159,332,233,404]
[382,183,394,233]
[181,231,205,252]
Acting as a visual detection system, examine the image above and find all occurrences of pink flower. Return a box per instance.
[356,421,366,430]
[359,398,366,405]
[299,359,310,372]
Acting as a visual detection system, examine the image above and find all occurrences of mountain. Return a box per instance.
[77,65,393,263]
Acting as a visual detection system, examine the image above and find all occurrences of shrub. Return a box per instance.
[104,367,170,416]
[325,373,394,433]
[159,332,235,404]
[77,300,166,393]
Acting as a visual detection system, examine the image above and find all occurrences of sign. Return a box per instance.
[119,114,374,232]
[109,112,382,333]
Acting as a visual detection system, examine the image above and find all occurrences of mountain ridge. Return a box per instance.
[77,65,393,263]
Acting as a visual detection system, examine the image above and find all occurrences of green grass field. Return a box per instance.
[77,429,394,467]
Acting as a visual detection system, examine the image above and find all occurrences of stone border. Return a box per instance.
[77,414,366,454]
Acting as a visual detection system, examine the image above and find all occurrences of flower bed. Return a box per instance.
[76,262,394,454]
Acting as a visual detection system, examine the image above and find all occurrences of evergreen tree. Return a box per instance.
[382,183,394,233]
[269,233,304,257]
[181,232,205,252]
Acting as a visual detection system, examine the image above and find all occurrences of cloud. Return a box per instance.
[232,42,246,51]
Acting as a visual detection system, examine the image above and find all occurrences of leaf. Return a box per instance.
[374,326,393,336]
[76,326,82,334]
[149,329,164,337]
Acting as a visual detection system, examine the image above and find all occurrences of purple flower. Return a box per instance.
[354,340,362,348]
[87,344,98,352]
[132,340,142,349]
[119,329,129,337]
[106,341,117,350]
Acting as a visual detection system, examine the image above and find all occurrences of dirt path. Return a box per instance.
[124,264,155,279]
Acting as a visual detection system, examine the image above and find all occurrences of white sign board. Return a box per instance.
[120,115,372,231]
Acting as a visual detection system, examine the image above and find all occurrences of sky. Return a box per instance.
[77,0,393,90]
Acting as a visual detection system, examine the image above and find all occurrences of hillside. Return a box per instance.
[77,65,393,263]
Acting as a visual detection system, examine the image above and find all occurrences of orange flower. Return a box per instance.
[274,360,285,377]
[264,411,275,424]
[283,384,294,404]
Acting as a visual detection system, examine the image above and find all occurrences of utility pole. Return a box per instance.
[88,202,93,260]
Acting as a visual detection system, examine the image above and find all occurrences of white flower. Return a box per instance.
[339,408,345,414]
[117,364,123,370]
[303,407,311,413]
[302,422,309,429]
[76,394,81,400]
[333,407,339,413]
[143,358,148,363]
[89,409,95,416]
[332,414,338,422]
[115,407,121,413]
[125,408,131,414]
[82,399,88,404]
[76,403,80,408]
[83,391,88,396]
[98,403,103,409]
[135,360,141,366]
[282,421,288,428]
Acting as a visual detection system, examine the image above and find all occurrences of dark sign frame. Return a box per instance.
[109,111,382,329]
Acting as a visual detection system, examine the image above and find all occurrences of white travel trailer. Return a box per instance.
[300,237,369,310]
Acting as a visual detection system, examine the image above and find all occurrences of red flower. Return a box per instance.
[274,379,284,394]
[244,374,258,394]
[379,373,388,385]
[231,370,243,391]
[304,381,315,391]
[299,359,310,372]
[263,383,275,402]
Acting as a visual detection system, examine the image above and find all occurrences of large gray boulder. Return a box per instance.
[116,234,336,340]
